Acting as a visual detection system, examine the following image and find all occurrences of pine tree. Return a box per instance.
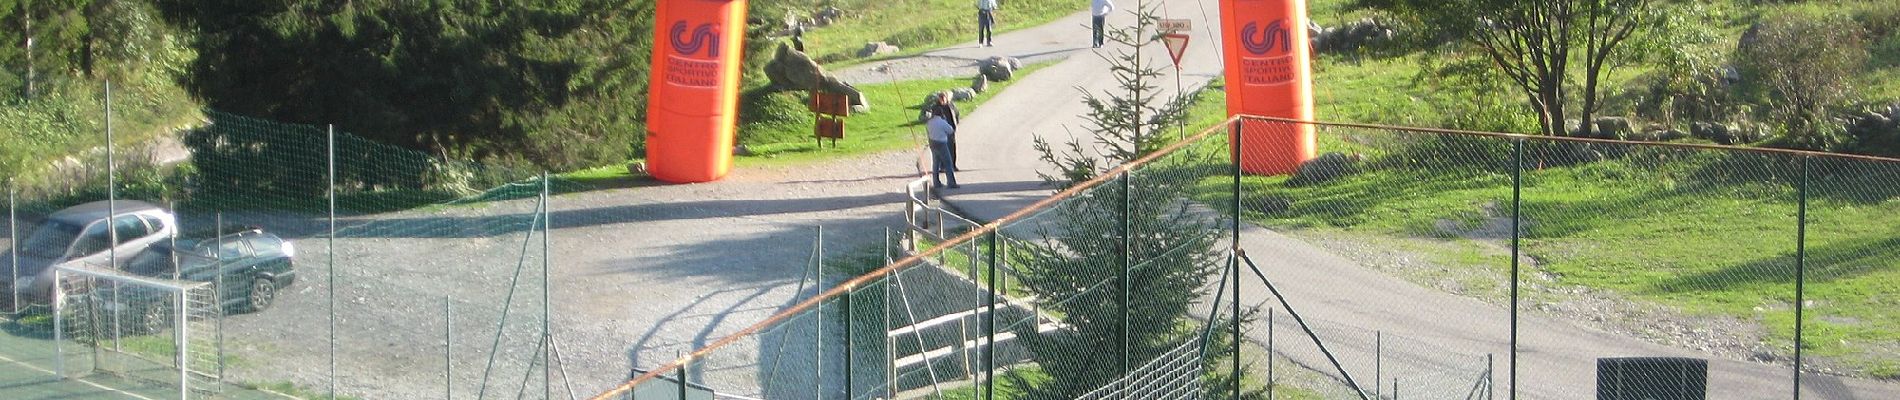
[1010,3,1224,397]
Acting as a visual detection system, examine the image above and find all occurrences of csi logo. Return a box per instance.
[1239,20,1290,55]
[670,21,721,57]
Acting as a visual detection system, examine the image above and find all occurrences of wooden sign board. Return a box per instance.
[809,92,852,117]
[815,117,845,139]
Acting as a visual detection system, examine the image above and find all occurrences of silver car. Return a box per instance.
[3,200,178,305]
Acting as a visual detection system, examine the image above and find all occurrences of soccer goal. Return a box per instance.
[53,262,224,398]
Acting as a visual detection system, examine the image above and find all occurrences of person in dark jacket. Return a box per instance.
[933,95,962,170]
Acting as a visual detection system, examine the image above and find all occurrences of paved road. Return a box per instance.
[884,1,1900,398]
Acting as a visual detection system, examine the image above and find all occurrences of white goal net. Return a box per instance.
[53,262,224,398]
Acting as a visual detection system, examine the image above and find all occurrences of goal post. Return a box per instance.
[53,262,223,398]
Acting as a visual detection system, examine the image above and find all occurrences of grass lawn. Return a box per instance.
[796,0,1089,67]
[1190,133,1900,377]
[563,62,1055,186]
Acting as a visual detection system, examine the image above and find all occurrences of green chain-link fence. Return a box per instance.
[594,115,1897,400]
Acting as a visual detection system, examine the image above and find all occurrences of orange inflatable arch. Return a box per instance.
[647,0,750,183]
[1220,0,1317,175]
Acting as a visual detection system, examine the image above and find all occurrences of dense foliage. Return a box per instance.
[151,0,657,171]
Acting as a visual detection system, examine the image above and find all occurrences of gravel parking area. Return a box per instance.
[196,151,922,398]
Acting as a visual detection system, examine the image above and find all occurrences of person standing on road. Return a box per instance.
[1091,0,1115,48]
[926,113,961,189]
[933,94,962,170]
[976,0,999,47]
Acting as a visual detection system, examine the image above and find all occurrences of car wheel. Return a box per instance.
[245,278,276,313]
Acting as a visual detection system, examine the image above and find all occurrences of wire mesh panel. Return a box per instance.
[1232,118,1513,398]
[1800,155,1900,399]
[1517,141,1800,399]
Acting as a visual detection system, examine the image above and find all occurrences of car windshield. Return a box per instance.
[21,222,83,259]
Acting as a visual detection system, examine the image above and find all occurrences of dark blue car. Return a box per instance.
[123,228,298,316]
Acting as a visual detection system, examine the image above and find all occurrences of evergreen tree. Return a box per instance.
[1010,4,1223,396]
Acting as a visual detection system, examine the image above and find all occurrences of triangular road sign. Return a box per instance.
[1163,33,1191,68]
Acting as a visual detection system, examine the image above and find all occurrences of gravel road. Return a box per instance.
[196,151,923,399]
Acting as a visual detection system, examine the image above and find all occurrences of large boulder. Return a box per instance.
[1286,152,1359,187]
[814,6,843,26]
[763,43,870,110]
[951,87,977,102]
[859,42,900,58]
[980,56,1016,81]
[1592,116,1633,140]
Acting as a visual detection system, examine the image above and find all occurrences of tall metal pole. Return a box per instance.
[8,181,17,314]
[1794,156,1810,400]
[986,232,999,400]
[845,289,855,399]
[107,80,121,354]
[1119,170,1132,400]
[177,285,189,399]
[542,172,552,400]
[816,225,825,398]
[1268,309,1275,399]
[1231,120,1243,399]
[446,296,454,400]
[327,124,338,400]
[1509,138,1523,400]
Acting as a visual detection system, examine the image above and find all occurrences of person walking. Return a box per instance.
[926,113,961,188]
[976,0,999,47]
[1091,0,1115,48]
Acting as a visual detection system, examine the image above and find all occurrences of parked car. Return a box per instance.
[125,228,297,311]
[2,200,178,306]
[105,228,297,333]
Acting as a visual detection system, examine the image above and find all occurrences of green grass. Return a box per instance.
[553,61,1055,186]
[797,0,1089,66]
[742,63,1054,166]
[930,365,1050,399]
[1,78,204,191]
[1193,139,1900,376]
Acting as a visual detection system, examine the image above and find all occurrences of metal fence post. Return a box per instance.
[1119,170,1132,400]
[54,268,64,378]
[1268,308,1275,399]
[1375,330,1382,397]
[8,180,16,314]
[845,289,855,399]
[1231,119,1244,400]
[815,226,825,398]
[446,296,453,400]
[107,80,121,355]
[327,124,339,400]
[1508,138,1523,400]
[986,231,999,400]
[177,286,189,400]
[542,172,553,400]
[1794,155,1810,400]
[676,355,690,400]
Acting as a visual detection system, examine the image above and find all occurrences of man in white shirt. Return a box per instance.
[977,0,999,47]
[1091,0,1115,48]
[926,114,960,188]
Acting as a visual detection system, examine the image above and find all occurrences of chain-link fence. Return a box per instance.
[593,115,1897,400]
[6,83,1898,400]
[3,86,568,398]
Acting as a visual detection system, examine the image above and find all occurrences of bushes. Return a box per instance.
[1736,11,1869,151]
